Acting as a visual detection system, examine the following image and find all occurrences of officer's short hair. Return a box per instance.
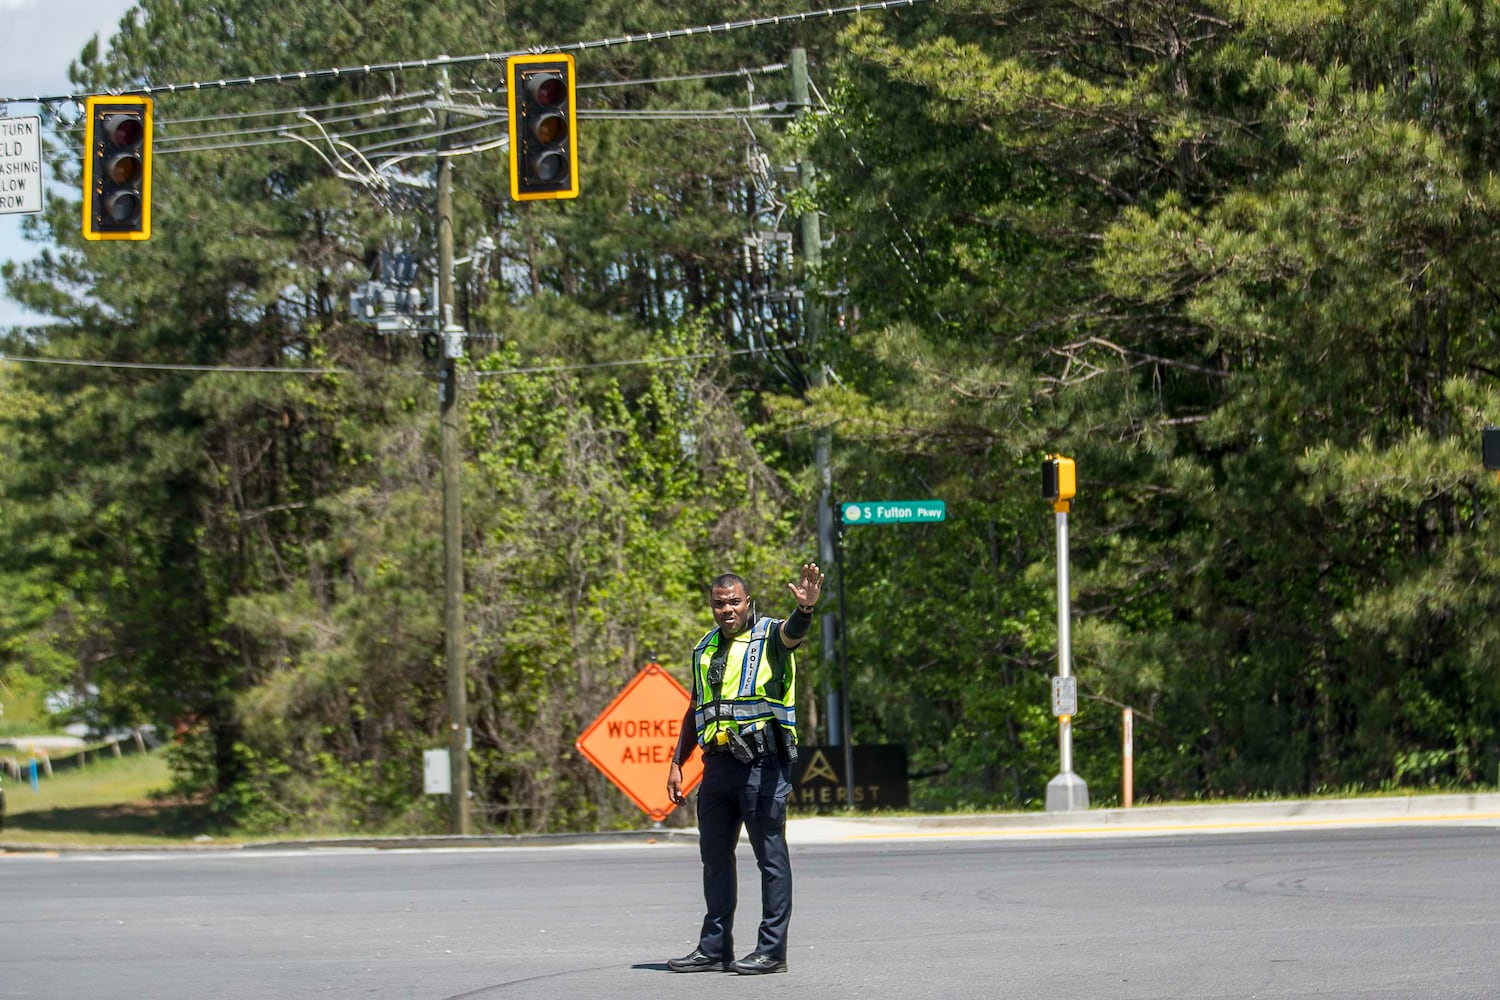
[709,573,750,596]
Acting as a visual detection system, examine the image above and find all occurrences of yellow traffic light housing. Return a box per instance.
[82,95,152,240]
[507,54,579,201]
[1042,455,1076,507]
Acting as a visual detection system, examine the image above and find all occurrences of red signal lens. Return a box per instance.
[106,115,143,148]
[531,76,564,107]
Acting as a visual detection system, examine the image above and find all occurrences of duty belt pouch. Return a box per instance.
[728,729,755,763]
[775,725,799,764]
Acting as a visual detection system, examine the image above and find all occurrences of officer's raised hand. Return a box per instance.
[787,562,824,608]
[780,562,824,649]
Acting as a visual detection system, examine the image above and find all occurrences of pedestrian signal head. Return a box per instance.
[82,95,152,240]
[1042,455,1076,502]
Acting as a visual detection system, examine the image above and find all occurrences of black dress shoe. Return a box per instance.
[667,948,730,973]
[731,952,788,975]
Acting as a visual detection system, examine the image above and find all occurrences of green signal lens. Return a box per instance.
[105,191,140,222]
[532,151,567,183]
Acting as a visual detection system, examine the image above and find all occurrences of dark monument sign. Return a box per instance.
[790,744,909,811]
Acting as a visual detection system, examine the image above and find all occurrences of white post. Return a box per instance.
[1123,707,1134,808]
[1045,501,1089,811]
[1057,506,1072,775]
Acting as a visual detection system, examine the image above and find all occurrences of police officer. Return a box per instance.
[665,563,823,975]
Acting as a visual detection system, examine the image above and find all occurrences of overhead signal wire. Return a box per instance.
[107,62,789,140]
[454,62,788,99]
[1,0,933,105]
[43,57,793,162]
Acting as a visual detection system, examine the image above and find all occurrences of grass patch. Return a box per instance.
[2,749,216,847]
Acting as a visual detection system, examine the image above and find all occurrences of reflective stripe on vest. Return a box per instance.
[692,617,796,745]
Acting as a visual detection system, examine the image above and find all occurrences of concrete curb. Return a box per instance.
[0,827,698,853]
[5,793,1499,852]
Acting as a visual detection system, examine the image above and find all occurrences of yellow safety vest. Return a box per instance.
[691,617,796,747]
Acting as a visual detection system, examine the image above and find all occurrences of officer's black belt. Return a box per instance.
[704,727,779,758]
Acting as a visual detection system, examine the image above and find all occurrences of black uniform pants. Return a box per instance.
[695,752,793,961]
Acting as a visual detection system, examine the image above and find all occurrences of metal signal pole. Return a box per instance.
[1043,455,1088,812]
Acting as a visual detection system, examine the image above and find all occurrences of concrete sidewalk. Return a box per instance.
[785,791,1500,844]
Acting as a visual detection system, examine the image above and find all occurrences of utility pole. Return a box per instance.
[437,66,471,835]
[791,50,843,756]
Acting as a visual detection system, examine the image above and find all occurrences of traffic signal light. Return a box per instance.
[506,54,578,201]
[82,95,153,241]
[1484,427,1500,471]
[1042,455,1076,503]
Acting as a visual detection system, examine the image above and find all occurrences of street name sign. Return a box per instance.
[575,662,703,820]
[0,117,42,215]
[841,500,946,525]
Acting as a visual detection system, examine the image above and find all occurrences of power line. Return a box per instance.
[141,106,790,160]
[154,116,440,157]
[1,0,933,105]
[86,91,436,130]
[162,90,434,127]
[156,99,434,148]
[0,352,350,375]
[0,346,765,378]
[357,115,503,153]
[473,347,760,378]
[581,107,793,120]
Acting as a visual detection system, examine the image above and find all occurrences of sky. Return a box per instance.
[0,0,139,328]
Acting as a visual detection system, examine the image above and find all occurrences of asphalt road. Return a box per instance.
[2,825,1497,999]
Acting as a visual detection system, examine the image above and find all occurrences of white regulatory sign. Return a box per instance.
[0,116,43,215]
[1051,675,1078,717]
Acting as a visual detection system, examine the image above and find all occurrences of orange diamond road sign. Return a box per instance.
[576,662,703,821]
